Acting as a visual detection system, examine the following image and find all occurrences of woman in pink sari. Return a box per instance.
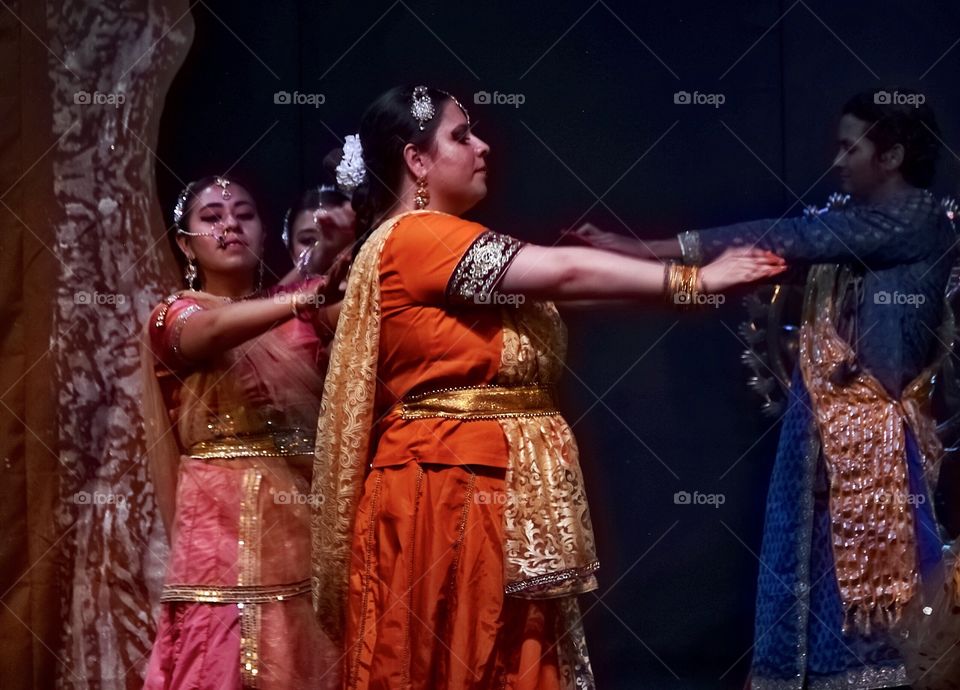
[141,175,343,689]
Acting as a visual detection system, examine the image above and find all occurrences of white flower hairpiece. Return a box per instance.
[335,134,366,193]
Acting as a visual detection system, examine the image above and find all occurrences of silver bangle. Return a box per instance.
[677,230,703,266]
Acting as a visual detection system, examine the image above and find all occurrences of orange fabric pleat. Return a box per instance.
[344,463,564,690]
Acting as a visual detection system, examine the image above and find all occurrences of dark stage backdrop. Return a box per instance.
[156,2,960,687]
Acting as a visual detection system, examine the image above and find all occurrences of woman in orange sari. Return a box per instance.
[311,86,788,690]
[142,176,344,689]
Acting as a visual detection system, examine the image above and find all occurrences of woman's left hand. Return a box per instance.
[699,246,787,292]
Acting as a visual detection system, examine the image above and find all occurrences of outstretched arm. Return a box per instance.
[499,244,785,300]
[562,224,682,260]
[170,259,347,363]
[565,197,939,268]
[681,201,939,266]
[176,289,336,362]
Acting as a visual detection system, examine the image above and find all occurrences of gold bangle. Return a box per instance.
[290,291,301,318]
[665,263,702,309]
[664,262,683,308]
[291,289,312,320]
[662,263,672,298]
[684,265,701,309]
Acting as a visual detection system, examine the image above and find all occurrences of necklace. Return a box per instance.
[219,289,261,303]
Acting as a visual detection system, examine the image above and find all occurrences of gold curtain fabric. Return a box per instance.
[0,1,191,687]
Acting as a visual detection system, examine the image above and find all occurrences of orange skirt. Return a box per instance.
[343,462,591,690]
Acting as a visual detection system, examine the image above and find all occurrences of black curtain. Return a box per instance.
[157,2,960,686]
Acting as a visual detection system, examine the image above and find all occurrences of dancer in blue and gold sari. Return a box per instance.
[570,88,959,689]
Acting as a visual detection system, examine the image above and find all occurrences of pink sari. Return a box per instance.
[141,285,339,690]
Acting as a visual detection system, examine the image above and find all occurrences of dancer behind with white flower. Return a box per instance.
[281,142,362,280]
[281,185,355,276]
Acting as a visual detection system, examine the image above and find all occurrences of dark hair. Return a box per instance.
[282,185,350,249]
[841,88,941,188]
[351,85,453,247]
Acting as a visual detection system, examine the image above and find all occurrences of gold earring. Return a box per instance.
[185,258,198,290]
[414,176,430,210]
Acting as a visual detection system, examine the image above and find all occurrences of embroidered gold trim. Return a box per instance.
[239,470,263,587]
[397,384,558,420]
[153,293,182,329]
[504,561,600,596]
[187,429,315,459]
[159,580,311,603]
[446,471,476,596]
[238,470,263,687]
[445,230,525,304]
[240,601,261,688]
[169,304,203,365]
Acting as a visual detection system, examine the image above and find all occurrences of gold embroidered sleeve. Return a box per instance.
[445,230,525,305]
[149,294,205,371]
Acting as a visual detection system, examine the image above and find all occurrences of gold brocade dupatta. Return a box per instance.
[495,302,599,596]
[141,315,182,537]
[798,264,952,634]
[310,212,598,640]
[140,290,226,537]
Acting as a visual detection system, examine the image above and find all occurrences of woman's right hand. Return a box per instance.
[699,246,787,292]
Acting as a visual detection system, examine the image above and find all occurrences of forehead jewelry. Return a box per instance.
[410,86,471,131]
[410,86,435,131]
[443,90,470,127]
[174,178,235,248]
[214,176,232,200]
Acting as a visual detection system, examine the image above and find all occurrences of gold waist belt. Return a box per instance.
[397,384,559,421]
[161,579,311,603]
[187,428,315,459]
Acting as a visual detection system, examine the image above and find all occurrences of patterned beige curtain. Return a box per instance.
[0,2,191,688]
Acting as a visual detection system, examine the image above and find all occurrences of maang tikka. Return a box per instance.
[410,86,435,131]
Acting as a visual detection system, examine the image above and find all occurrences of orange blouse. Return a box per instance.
[371,212,525,468]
